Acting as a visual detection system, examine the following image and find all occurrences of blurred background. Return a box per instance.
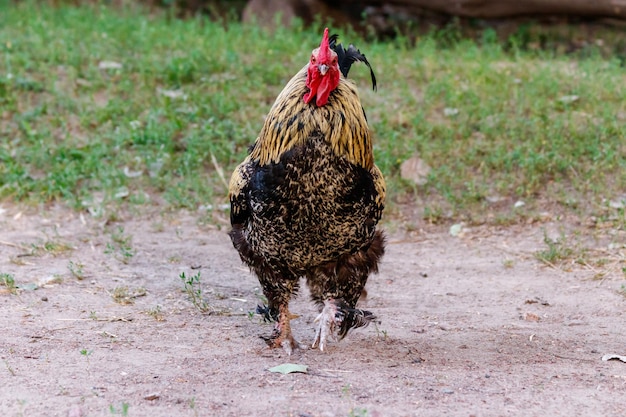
[111,0,626,41]
[2,0,626,227]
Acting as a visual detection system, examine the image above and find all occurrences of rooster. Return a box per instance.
[229,28,385,353]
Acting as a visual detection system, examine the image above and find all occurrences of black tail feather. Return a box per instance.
[256,304,277,322]
[333,299,378,339]
[329,34,377,91]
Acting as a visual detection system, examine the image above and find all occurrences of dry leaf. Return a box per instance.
[268,363,308,374]
[601,354,626,363]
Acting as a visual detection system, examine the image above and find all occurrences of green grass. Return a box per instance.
[0,272,17,293]
[534,231,579,266]
[2,3,626,223]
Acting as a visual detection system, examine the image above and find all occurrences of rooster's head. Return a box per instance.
[304,28,340,107]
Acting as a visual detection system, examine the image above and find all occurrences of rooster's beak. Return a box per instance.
[318,64,329,75]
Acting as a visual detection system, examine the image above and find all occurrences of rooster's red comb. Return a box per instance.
[318,28,331,61]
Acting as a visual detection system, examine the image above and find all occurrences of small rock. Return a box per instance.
[144,392,160,401]
[400,155,431,186]
[522,312,540,322]
[114,187,129,199]
[441,388,454,394]
[449,223,465,237]
[38,275,61,287]
[98,60,122,70]
[558,95,579,104]
[158,88,187,100]
[41,296,48,302]
[443,107,459,117]
[123,166,143,178]
[486,195,505,203]
[524,297,550,306]
[514,200,525,208]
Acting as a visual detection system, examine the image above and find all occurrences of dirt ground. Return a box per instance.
[1,204,625,417]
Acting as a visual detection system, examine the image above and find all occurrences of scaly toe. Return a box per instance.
[262,307,303,354]
[312,300,340,351]
[281,338,294,355]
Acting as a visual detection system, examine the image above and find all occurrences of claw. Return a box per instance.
[312,299,341,352]
[312,299,377,351]
[261,306,303,355]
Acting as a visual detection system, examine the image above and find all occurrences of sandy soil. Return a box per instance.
[1,205,625,417]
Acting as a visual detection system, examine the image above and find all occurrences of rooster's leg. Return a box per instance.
[264,304,302,355]
[312,299,341,352]
[312,298,377,352]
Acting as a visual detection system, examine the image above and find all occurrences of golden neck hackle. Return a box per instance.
[249,66,374,170]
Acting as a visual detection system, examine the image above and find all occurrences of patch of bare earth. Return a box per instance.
[1,205,625,417]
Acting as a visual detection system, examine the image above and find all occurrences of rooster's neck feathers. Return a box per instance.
[247,33,377,171]
[249,66,374,170]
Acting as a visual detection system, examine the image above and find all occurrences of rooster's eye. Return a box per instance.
[311,56,316,63]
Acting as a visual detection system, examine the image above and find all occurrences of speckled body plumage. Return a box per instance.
[229,33,385,351]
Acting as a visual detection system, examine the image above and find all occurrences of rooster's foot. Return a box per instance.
[312,299,377,351]
[261,307,303,355]
[312,299,342,352]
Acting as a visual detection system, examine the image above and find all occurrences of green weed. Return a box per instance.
[189,397,197,413]
[111,286,147,305]
[109,402,129,416]
[145,305,165,321]
[80,348,92,372]
[535,231,587,267]
[348,409,369,417]
[104,227,135,263]
[29,240,73,257]
[68,260,85,280]
[374,324,389,341]
[341,384,369,417]
[180,271,210,313]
